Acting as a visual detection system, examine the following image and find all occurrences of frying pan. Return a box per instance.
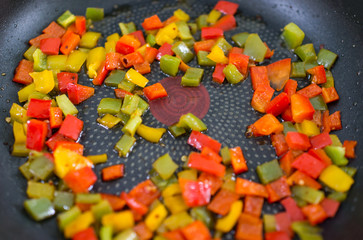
[0,0,362,239]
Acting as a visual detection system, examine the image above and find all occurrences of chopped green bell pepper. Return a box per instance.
[27,181,55,200]
[100,225,113,240]
[24,197,55,221]
[223,64,244,84]
[181,67,204,87]
[295,43,317,62]
[197,51,216,66]
[57,206,81,230]
[33,48,47,72]
[263,214,276,233]
[323,70,335,88]
[292,185,324,204]
[244,33,267,62]
[176,21,193,40]
[56,94,78,116]
[232,32,249,48]
[188,23,197,35]
[214,38,232,55]
[97,98,122,115]
[119,22,136,35]
[105,70,126,87]
[196,14,208,30]
[10,103,29,123]
[163,211,194,230]
[190,206,214,229]
[91,200,113,222]
[75,193,102,204]
[86,7,104,21]
[114,229,139,240]
[168,124,186,138]
[317,48,338,70]
[292,221,323,240]
[146,34,156,47]
[172,41,194,63]
[329,134,343,147]
[290,61,306,78]
[282,121,298,135]
[309,95,328,110]
[57,10,76,28]
[116,112,130,125]
[19,161,33,180]
[220,146,231,165]
[341,166,357,177]
[118,78,136,92]
[87,153,108,164]
[28,155,54,181]
[256,159,283,184]
[114,134,136,157]
[327,191,347,202]
[176,113,207,131]
[47,55,68,71]
[149,169,178,191]
[152,153,179,180]
[122,114,142,136]
[293,195,308,207]
[97,114,121,129]
[121,95,139,115]
[24,45,37,61]
[281,22,305,49]
[53,191,75,212]
[160,55,181,76]
[324,146,348,166]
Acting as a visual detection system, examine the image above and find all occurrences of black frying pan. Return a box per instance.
[0,0,362,239]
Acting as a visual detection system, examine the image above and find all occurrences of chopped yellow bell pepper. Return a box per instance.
[80,31,102,48]
[9,103,29,123]
[47,55,68,71]
[319,165,354,192]
[64,211,94,238]
[207,9,222,24]
[13,121,26,144]
[102,210,134,232]
[163,211,194,231]
[29,70,55,94]
[54,146,93,178]
[162,183,182,198]
[18,83,36,103]
[97,114,121,129]
[215,200,243,232]
[155,22,179,46]
[125,68,149,87]
[136,43,151,56]
[177,169,198,181]
[86,47,106,78]
[136,124,166,143]
[145,203,168,231]
[207,45,229,64]
[26,181,55,200]
[164,195,189,214]
[296,120,320,137]
[106,33,120,42]
[105,41,117,53]
[174,9,190,22]
[65,50,88,73]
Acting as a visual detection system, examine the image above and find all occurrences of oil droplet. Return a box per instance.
[1,73,6,76]
[353,102,358,106]
[6,99,10,103]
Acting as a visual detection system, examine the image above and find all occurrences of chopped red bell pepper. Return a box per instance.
[235,178,268,198]
[141,15,164,30]
[144,47,158,64]
[50,107,63,129]
[201,146,222,163]
[212,15,236,31]
[128,180,160,206]
[102,164,125,181]
[121,51,144,68]
[235,213,263,240]
[43,21,66,38]
[60,32,80,55]
[13,59,34,85]
[114,89,133,99]
[29,33,53,47]
[143,83,168,101]
[321,86,339,103]
[116,35,141,55]
[286,170,322,190]
[343,140,357,159]
[105,52,123,70]
[201,27,224,40]
[320,198,340,218]
[307,65,327,84]
[265,92,290,116]
[207,188,240,215]
[301,204,328,225]
[243,196,264,217]
[279,150,295,176]
[129,30,146,45]
[247,114,283,136]
[26,119,48,151]
[198,172,223,195]
[310,132,332,149]
[156,42,173,61]
[163,16,179,26]
[328,111,342,131]
[163,229,185,240]
[134,61,151,75]
[271,133,289,157]
[58,114,84,141]
[229,47,243,55]
[229,146,248,174]
[54,141,84,155]
[265,231,290,240]
[61,29,74,44]
[280,197,305,222]
[290,93,315,123]
[308,148,332,167]
[250,66,270,91]
[267,58,291,91]
[214,0,239,15]
[187,130,222,153]
[92,61,109,86]
[193,39,216,54]
[228,53,249,76]
[74,16,86,36]
[57,72,78,93]
[134,222,153,240]
[63,166,97,193]
[46,131,74,151]
[72,227,98,240]
[286,132,311,151]
[312,110,323,128]
[266,177,291,203]
[251,85,275,113]
[212,63,227,84]
[181,221,212,240]
[296,83,322,98]
[274,212,293,237]
[121,192,148,215]
[283,79,297,100]
[27,98,52,119]
[281,105,294,122]
[67,83,95,105]
[291,153,326,179]
[188,152,226,177]
[179,178,211,207]
[39,37,61,55]
[264,42,275,59]
[100,193,126,211]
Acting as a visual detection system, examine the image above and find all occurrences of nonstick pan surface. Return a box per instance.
[0,0,362,239]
